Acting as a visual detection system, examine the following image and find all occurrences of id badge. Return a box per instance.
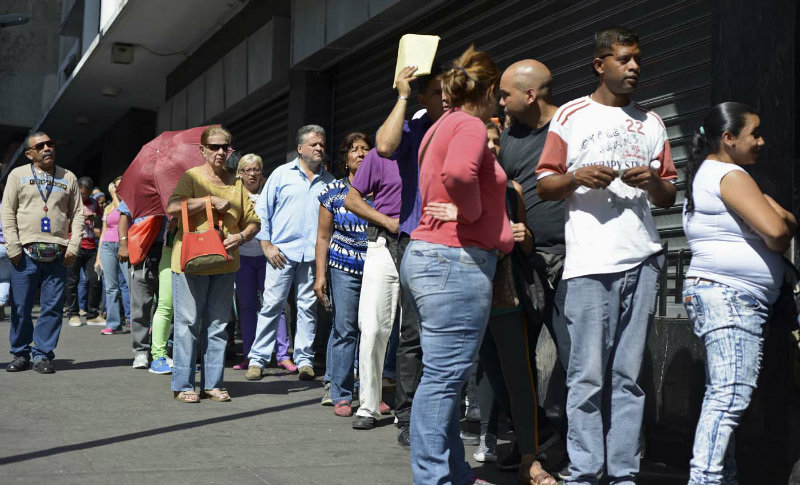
[41,216,51,233]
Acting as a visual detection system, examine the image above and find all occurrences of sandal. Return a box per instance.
[173,390,200,403]
[518,460,557,485]
[200,388,231,402]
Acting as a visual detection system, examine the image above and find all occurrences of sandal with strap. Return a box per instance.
[518,460,557,485]
[201,388,231,402]
[173,390,200,403]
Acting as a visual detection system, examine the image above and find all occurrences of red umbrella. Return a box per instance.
[117,126,212,220]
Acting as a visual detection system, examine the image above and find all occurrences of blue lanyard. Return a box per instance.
[30,163,54,210]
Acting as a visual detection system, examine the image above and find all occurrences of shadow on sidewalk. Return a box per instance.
[226,378,323,398]
[0,397,320,466]
[51,358,132,370]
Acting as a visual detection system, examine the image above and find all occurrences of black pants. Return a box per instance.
[64,246,101,317]
[393,233,423,426]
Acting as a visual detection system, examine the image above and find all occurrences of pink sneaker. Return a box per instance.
[277,359,298,373]
[100,327,121,335]
[333,401,353,417]
[232,359,249,370]
[379,401,392,415]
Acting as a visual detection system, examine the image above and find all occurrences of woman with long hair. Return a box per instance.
[95,176,131,335]
[313,131,371,417]
[166,126,260,403]
[682,102,796,483]
[399,45,516,484]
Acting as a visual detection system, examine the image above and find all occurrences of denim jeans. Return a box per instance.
[683,279,769,485]
[564,254,662,485]
[249,259,316,369]
[171,271,235,392]
[328,267,362,403]
[9,252,67,361]
[99,241,129,330]
[400,240,496,485]
[0,244,11,306]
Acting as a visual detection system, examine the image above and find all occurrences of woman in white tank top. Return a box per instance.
[682,102,796,484]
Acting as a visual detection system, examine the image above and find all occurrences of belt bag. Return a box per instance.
[23,242,63,263]
[179,196,231,274]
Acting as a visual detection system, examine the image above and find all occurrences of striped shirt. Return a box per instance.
[318,179,369,275]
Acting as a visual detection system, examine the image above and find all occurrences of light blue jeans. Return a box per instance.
[0,243,11,305]
[99,241,129,330]
[249,259,317,369]
[328,266,362,403]
[171,271,235,392]
[400,240,496,485]
[564,254,662,485]
[683,279,769,485]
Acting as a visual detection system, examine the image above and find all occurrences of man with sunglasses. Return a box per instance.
[536,27,677,484]
[2,132,84,374]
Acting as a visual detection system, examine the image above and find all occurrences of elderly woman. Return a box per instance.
[232,154,296,372]
[166,126,260,403]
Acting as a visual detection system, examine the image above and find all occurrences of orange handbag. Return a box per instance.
[128,215,162,266]
[179,196,231,273]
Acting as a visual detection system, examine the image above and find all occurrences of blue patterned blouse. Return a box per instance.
[318,178,370,275]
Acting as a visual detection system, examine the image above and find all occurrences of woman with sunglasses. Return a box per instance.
[232,154,296,373]
[166,126,260,403]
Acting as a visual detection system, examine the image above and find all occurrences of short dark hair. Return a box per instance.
[78,176,94,190]
[338,131,372,175]
[417,64,443,95]
[593,26,639,58]
[25,131,50,149]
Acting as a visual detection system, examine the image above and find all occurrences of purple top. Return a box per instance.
[393,114,432,235]
[351,148,402,219]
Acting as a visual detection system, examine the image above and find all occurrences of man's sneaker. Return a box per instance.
[496,442,521,471]
[352,415,375,430]
[86,315,106,326]
[473,433,497,462]
[245,365,263,380]
[68,315,84,327]
[465,402,481,423]
[6,355,30,372]
[33,358,55,374]
[460,430,480,446]
[297,365,315,380]
[321,384,333,406]
[100,327,124,335]
[132,354,149,369]
[333,401,353,417]
[397,424,411,448]
[555,460,572,480]
[149,356,172,375]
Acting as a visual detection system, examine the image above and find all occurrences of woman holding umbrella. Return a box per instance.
[166,126,260,403]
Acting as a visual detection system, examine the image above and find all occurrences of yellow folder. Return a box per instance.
[393,34,441,88]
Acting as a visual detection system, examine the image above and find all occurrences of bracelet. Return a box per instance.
[238,232,245,242]
[120,236,128,241]
[397,95,408,101]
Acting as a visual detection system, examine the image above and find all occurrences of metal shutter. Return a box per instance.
[331,0,712,316]
[222,90,290,176]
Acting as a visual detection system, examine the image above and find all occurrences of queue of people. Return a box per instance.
[2,25,796,485]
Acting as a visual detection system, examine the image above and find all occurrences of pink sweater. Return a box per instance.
[412,109,514,253]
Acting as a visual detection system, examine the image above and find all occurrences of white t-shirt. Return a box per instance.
[683,160,782,303]
[239,191,264,258]
[536,96,677,279]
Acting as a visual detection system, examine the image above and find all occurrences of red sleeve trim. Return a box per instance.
[535,132,569,176]
[656,141,677,180]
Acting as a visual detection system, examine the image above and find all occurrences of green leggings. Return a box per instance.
[151,246,173,359]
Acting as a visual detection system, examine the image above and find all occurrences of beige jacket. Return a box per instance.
[1,164,84,259]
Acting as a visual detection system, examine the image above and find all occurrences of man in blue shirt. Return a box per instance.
[247,125,335,381]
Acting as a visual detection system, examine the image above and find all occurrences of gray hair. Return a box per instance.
[25,131,50,149]
[296,124,326,146]
[78,176,94,190]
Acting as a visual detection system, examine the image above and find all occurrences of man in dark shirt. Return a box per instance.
[497,59,571,476]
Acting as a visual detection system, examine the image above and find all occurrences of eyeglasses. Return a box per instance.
[28,140,54,151]
[203,143,230,152]
[238,168,262,175]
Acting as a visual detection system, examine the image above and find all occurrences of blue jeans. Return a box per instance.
[683,279,769,485]
[9,252,68,361]
[0,244,11,305]
[400,240,496,485]
[328,267,362,403]
[564,254,662,485]
[171,271,235,392]
[99,242,129,329]
[249,259,317,369]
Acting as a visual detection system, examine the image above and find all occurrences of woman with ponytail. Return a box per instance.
[682,102,796,484]
[399,45,546,484]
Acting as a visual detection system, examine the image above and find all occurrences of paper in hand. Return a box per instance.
[394,34,441,88]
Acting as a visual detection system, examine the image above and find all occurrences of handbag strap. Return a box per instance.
[180,196,221,233]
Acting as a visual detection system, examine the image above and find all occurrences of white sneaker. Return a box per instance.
[132,354,149,369]
[68,315,84,327]
[473,433,497,462]
[166,356,174,367]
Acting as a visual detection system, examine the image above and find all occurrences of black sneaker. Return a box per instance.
[555,459,572,480]
[397,423,411,448]
[33,358,55,374]
[460,430,480,445]
[6,355,30,372]
[496,442,521,471]
[352,415,375,430]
